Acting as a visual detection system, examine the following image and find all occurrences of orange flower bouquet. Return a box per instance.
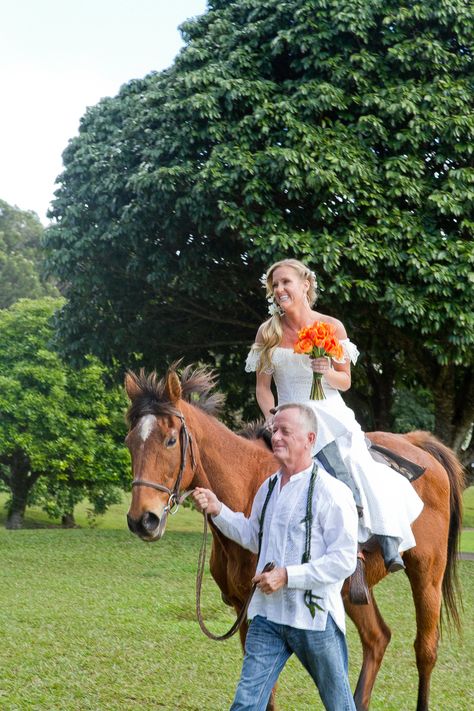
[293,321,345,400]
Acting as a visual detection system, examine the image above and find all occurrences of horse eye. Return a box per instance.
[166,436,177,447]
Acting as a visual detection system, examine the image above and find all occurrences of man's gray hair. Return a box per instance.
[271,403,318,435]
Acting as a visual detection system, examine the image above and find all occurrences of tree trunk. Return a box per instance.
[433,365,456,445]
[429,364,473,485]
[6,483,29,529]
[365,358,395,432]
[61,512,76,528]
[432,364,474,460]
[5,451,39,530]
[6,509,25,530]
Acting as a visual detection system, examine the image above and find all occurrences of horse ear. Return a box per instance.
[165,369,182,404]
[124,372,141,401]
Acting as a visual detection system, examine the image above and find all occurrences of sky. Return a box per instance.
[0,0,207,223]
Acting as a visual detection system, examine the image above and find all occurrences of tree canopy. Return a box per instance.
[44,0,474,460]
[0,298,130,528]
[0,199,58,308]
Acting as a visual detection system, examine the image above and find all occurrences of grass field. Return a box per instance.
[0,490,473,710]
[462,485,474,527]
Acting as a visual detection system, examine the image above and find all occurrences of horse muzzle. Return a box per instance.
[127,510,167,541]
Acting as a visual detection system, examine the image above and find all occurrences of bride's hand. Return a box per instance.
[263,416,274,432]
[310,356,331,374]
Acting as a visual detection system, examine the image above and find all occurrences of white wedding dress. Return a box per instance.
[245,341,424,552]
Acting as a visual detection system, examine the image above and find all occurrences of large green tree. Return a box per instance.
[0,299,130,529]
[44,0,474,463]
[0,199,58,308]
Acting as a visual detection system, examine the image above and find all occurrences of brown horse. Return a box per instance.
[125,364,464,711]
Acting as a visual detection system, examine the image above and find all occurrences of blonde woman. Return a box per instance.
[246,259,423,596]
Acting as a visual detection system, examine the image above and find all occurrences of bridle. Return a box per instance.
[130,406,265,641]
[131,408,197,537]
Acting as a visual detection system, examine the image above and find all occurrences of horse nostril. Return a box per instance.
[141,511,160,534]
[127,514,139,534]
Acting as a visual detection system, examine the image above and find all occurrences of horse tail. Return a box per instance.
[405,430,466,632]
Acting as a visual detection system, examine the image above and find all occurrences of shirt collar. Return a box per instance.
[276,462,314,483]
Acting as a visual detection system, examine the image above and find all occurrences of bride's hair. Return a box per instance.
[253,259,318,373]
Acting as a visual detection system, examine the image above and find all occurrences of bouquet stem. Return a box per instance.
[310,373,326,400]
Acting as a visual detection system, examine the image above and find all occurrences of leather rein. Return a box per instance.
[131,408,196,538]
[131,407,259,641]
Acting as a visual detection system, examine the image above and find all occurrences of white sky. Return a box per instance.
[0,0,207,223]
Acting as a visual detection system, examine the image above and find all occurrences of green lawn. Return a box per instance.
[461,529,474,553]
[0,495,473,710]
[462,485,474,528]
[0,493,134,531]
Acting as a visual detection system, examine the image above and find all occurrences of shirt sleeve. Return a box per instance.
[286,484,358,593]
[211,477,275,554]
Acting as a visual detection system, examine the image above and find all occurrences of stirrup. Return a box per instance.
[349,556,370,605]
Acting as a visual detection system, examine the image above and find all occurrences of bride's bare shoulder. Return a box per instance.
[311,311,347,339]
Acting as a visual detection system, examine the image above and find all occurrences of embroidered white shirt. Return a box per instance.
[212,464,358,632]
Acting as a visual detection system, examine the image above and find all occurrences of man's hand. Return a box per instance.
[252,566,288,594]
[192,487,222,516]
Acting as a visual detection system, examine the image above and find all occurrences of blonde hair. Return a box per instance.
[253,259,318,372]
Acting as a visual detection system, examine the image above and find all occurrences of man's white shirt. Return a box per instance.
[212,463,358,632]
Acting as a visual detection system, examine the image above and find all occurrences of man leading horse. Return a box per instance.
[192,402,359,711]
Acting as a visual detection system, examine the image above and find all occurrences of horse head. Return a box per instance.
[124,364,223,541]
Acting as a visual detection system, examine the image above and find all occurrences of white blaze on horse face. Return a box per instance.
[139,414,156,442]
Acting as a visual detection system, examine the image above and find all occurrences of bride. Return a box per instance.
[245,258,423,594]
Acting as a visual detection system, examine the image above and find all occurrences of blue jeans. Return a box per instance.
[230,615,356,711]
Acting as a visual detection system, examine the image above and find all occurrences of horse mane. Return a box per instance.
[125,363,225,428]
[238,420,273,450]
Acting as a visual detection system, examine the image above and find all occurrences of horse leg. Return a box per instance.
[345,593,391,711]
[404,554,443,711]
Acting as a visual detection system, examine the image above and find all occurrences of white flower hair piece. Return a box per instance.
[267,297,284,316]
[308,269,318,289]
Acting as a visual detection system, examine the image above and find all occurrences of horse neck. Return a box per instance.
[184,404,276,513]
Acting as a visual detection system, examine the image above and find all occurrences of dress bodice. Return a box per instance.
[271,348,336,403]
[245,340,360,451]
[245,339,359,406]
[244,338,424,548]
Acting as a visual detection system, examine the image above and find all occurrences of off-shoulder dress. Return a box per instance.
[245,340,423,552]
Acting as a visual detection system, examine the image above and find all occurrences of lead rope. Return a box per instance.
[195,476,277,641]
[195,465,322,638]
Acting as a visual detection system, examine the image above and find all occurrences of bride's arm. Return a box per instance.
[256,371,275,420]
[310,316,351,392]
[316,359,351,392]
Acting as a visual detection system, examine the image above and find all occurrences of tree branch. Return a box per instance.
[170,298,258,330]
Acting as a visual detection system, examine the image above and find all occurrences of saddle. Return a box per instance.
[242,423,426,482]
[366,439,426,482]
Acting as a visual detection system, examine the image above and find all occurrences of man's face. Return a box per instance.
[271,408,312,465]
